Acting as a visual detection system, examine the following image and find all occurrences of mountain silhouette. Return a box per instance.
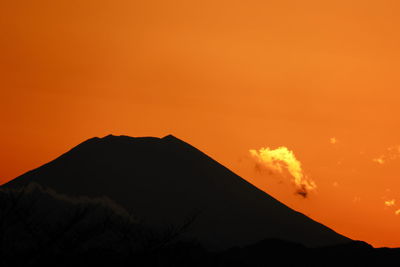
[4,134,350,249]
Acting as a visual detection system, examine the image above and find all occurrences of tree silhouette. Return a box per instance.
[0,183,204,267]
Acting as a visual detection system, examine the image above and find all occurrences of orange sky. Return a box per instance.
[1,0,400,247]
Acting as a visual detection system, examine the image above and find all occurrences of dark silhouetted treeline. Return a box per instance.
[0,184,399,267]
[0,183,205,267]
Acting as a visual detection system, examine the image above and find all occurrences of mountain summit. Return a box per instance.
[4,134,350,249]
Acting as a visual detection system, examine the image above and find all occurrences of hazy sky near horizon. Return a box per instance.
[1,0,400,247]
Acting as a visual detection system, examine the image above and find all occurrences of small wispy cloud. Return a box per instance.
[382,197,399,215]
[373,145,400,165]
[384,199,396,207]
[373,157,385,164]
[330,137,337,144]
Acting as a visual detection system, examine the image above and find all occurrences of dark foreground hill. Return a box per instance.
[4,134,349,249]
[0,184,399,267]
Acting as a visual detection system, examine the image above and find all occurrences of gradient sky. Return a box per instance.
[1,0,400,247]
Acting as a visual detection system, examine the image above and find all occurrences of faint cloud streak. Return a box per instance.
[373,157,385,165]
[373,145,400,165]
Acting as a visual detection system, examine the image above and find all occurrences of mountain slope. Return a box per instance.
[3,134,351,249]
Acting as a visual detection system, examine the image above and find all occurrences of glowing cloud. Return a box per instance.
[396,209,400,216]
[373,157,385,165]
[249,146,316,197]
[384,199,396,207]
[330,137,337,144]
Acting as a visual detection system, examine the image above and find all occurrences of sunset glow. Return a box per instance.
[1,0,400,248]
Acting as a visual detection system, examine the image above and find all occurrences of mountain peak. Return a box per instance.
[3,134,351,249]
[85,134,181,143]
[162,134,178,140]
[101,134,146,141]
[103,134,117,139]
